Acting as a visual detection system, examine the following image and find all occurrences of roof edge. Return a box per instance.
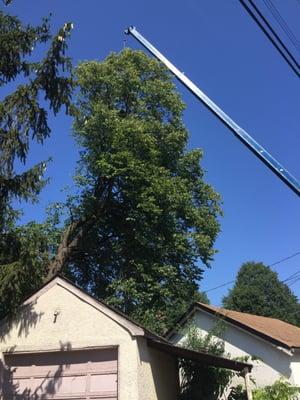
[147,338,252,372]
[165,302,293,351]
[195,303,293,351]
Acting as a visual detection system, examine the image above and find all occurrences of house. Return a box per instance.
[166,302,300,389]
[0,276,252,400]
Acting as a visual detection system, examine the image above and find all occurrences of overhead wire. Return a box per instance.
[241,0,300,69]
[202,251,300,294]
[239,0,300,77]
[282,269,300,283]
[283,270,300,287]
[270,251,300,267]
[243,0,300,66]
[262,0,300,54]
[288,278,300,287]
[203,280,235,294]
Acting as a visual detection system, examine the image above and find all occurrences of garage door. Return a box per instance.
[3,348,118,399]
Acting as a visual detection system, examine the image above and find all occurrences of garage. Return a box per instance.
[3,348,118,399]
[0,276,251,400]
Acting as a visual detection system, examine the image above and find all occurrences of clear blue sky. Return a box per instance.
[6,0,300,305]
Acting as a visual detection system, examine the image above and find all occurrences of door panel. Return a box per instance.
[3,349,118,399]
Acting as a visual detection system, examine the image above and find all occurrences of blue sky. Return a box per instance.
[6,0,300,305]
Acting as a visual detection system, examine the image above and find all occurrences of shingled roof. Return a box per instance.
[168,302,300,351]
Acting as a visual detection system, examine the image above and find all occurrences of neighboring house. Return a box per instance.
[0,276,251,400]
[166,302,300,389]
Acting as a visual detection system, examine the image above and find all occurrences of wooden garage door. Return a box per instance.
[3,348,118,399]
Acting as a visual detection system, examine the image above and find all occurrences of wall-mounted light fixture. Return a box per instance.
[53,308,61,323]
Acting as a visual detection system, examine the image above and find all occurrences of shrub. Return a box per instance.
[253,379,300,400]
[179,325,235,400]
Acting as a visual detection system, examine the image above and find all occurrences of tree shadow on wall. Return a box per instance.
[0,300,44,341]
[1,342,72,399]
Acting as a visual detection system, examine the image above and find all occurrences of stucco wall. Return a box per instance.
[171,310,297,389]
[0,281,177,400]
[290,351,300,386]
[136,337,179,400]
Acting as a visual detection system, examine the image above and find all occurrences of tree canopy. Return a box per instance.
[0,4,73,317]
[51,49,221,333]
[223,262,300,326]
[0,11,220,332]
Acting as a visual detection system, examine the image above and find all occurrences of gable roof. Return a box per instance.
[19,274,166,342]
[1,275,252,372]
[168,302,300,351]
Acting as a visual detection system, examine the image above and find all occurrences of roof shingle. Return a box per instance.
[196,303,300,350]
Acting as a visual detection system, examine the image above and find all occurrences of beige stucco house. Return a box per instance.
[0,276,251,400]
[166,302,300,390]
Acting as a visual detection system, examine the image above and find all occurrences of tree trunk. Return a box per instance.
[45,217,95,281]
[45,178,113,282]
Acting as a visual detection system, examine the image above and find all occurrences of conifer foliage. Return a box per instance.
[223,262,300,326]
[0,2,73,317]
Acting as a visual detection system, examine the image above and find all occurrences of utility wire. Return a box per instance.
[285,271,300,287]
[288,277,300,287]
[239,0,300,77]
[243,0,300,68]
[270,251,300,267]
[243,0,300,66]
[282,270,300,287]
[282,270,300,283]
[262,0,300,54]
[203,280,235,294]
[202,251,300,294]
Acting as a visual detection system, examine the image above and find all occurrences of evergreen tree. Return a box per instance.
[49,49,221,333]
[0,2,73,317]
[223,262,300,326]
[0,208,63,318]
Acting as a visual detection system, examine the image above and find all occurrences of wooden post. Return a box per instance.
[244,368,253,400]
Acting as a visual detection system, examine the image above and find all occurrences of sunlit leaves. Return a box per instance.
[67,49,221,333]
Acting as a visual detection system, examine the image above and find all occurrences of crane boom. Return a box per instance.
[125,26,300,197]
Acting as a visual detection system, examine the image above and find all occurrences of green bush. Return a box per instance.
[179,325,235,400]
[179,325,299,400]
[253,379,300,400]
[228,384,247,400]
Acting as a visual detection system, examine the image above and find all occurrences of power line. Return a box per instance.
[242,0,300,69]
[203,280,235,294]
[202,250,300,294]
[282,270,300,283]
[239,0,300,77]
[243,0,300,67]
[282,270,300,287]
[270,251,300,267]
[262,0,300,54]
[288,277,300,287]
[285,270,300,287]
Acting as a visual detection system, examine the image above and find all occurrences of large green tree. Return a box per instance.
[0,3,73,317]
[223,262,300,326]
[48,49,221,333]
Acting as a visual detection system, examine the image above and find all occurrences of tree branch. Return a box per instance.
[45,178,114,281]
